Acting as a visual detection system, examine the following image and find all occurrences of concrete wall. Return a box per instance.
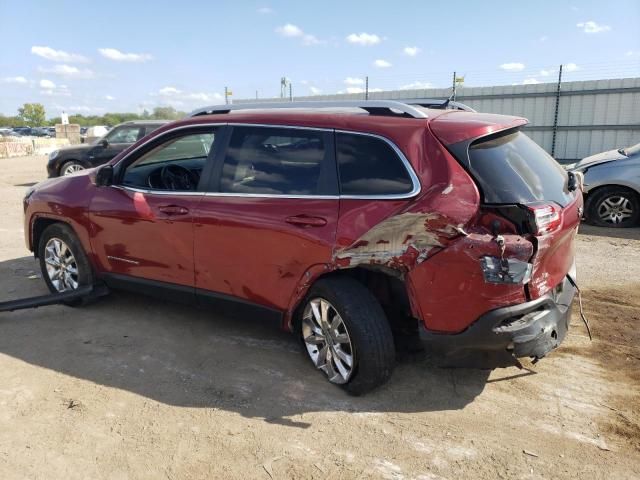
[237,77,640,162]
[0,137,70,158]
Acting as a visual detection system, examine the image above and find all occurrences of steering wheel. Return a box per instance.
[160,164,199,191]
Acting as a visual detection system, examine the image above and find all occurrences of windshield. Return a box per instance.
[468,130,573,206]
[620,142,640,157]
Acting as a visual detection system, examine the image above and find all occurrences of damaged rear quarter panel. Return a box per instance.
[333,126,481,273]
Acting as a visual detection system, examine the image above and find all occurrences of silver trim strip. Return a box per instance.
[113,122,421,201]
[107,255,140,265]
[189,100,429,119]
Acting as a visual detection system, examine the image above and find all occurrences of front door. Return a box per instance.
[89,127,220,288]
[194,125,339,311]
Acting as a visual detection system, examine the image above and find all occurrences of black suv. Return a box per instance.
[47,120,168,177]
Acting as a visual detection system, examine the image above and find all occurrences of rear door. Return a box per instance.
[193,125,339,312]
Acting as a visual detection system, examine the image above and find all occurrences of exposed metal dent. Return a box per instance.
[334,212,461,272]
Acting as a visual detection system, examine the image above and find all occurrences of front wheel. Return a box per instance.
[585,187,640,227]
[298,277,395,395]
[61,161,85,176]
[38,223,95,305]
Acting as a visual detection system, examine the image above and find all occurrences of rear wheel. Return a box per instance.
[298,277,395,395]
[61,161,85,176]
[586,187,640,227]
[38,223,94,305]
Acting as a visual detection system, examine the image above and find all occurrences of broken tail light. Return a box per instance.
[526,202,561,235]
[480,256,533,284]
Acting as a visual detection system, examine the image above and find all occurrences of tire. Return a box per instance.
[585,186,640,228]
[38,223,95,306]
[297,276,395,395]
[60,161,85,176]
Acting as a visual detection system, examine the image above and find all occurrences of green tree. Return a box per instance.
[18,103,46,126]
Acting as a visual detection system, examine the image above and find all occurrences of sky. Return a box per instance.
[1,0,639,118]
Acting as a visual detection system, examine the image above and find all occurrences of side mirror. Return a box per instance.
[100,139,109,148]
[95,165,114,187]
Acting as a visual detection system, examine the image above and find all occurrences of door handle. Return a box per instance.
[158,205,189,216]
[285,215,327,227]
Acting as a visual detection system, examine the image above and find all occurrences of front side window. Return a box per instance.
[336,133,414,196]
[106,126,143,144]
[122,130,216,191]
[218,126,334,195]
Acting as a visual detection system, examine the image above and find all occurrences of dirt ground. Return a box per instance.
[0,155,638,480]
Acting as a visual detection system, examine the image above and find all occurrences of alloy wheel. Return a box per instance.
[63,163,84,176]
[302,298,355,384]
[44,237,79,292]
[597,195,634,224]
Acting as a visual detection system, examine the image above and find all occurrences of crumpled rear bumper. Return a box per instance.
[427,275,576,360]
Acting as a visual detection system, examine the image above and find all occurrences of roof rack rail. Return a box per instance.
[400,98,476,112]
[188,100,430,119]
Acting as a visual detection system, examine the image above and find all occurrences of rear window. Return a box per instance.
[219,126,334,195]
[336,133,414,196]
[468,130,572,206]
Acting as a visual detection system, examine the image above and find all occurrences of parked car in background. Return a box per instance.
[47,120,168,176]
[11,127,31,136]
[0,128,13,137]
[569,142,640,227]
[25,100,583,394]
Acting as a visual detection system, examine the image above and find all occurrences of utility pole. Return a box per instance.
[224,86,228,105]
[255,90,258,100]
[365,76,369,100]
[289,83,293,101]
[451,71,457,101]
[551,64,563,158]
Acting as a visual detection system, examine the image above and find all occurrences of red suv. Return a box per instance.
[23,100,582,394]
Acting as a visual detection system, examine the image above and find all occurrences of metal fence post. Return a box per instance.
[551,64,563,158]
[365,76,369,100]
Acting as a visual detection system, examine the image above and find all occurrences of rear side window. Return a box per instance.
[468,130,572,206]
[219,126,335,195]
[336,133,414,196]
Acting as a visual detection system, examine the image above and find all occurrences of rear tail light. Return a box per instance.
[526,202,561,235]
[480,256,533,284]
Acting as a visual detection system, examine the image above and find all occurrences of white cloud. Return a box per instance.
[257,6,273,14]
[105,95,115,100]
[31,46,89,63]
[277,23,303,37]
[38,64,95,79]
[499,62,525,71]
[403,46,421,57]
[564,63,579,72]
[539,69,554,76]
[400,81,433,90]
[343,87,364,94]
[576,21,611,33]
[40,81,71,97]
[344,77,365,86]
[346,32,381,46]
[1,76,28,84]
[98,48,153,62]
[275,24,322,45]
[309,86,322,95]
[373,59,392,68]
[153,87,222,104]
[626,50,640,57]
[39,79,56,89]
[539,35,549,42]
[159,86,182,96]
[522,78,540,85]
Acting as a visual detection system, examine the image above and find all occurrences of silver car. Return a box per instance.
[568,142,640,227]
